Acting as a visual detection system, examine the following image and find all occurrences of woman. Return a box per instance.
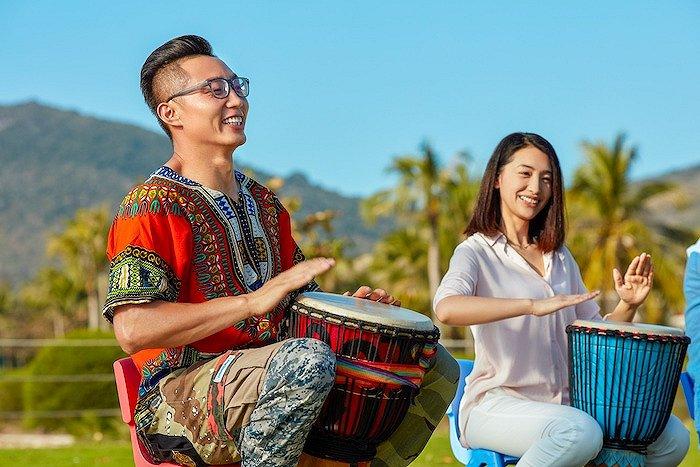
[434,133,689,466]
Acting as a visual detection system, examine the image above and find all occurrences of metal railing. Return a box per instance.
[0,336,474,421]
[0,338,122,420]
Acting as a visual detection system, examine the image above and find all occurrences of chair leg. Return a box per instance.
[466,449,506,467]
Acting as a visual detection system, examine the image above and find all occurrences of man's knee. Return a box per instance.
[419,344,459,403]
[276,338,336,392]
[432,344,460,384]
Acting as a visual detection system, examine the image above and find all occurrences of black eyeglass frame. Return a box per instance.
[165,76,249,102]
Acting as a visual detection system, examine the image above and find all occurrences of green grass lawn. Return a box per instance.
[0,422,698,466]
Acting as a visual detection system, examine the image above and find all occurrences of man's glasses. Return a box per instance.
[166,77,249,102]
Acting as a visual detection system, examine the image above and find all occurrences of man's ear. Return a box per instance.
[156,102,183,129]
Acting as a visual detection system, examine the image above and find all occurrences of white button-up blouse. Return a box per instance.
[433,232,602,440]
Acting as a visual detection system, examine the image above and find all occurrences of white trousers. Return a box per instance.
[465,390,690,467]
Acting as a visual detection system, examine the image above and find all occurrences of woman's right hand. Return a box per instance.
[530,290,600,317]
[247,257,335,317]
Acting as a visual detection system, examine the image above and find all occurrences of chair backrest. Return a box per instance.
[113,357,240,467]
[680,372,695,420]
[113,357,141,424]
[451,359,474,433]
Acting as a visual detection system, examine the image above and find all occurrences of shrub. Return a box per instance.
[22,328,125,435]
[0,366,28,413]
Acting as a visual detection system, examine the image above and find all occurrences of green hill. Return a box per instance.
[0,101,391,283]
[1,101,697,285]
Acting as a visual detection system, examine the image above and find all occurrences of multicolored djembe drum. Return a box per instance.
[566,320,689,467]
[289,292,439,463]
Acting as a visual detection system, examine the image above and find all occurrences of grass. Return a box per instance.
[0,422,697,466]
[0,441,133,466]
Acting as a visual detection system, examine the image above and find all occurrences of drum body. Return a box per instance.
[289,292,439,462]
[567,320,689,466]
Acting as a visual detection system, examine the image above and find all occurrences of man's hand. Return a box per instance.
[614,252,653,308]
[343,285,401,307]
[248,258,335,317]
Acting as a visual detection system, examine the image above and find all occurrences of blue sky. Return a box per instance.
[1,1,698,196]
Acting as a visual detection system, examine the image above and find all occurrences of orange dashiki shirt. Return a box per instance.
[102,166,318,396]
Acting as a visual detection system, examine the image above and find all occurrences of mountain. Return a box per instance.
[0,101,697,285]
[644,165,700,234]
[0,101,391,284]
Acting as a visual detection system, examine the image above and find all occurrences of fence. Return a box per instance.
[0,337,474,423]
[0,338,123,422]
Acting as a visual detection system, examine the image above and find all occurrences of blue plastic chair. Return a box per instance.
[680,371,695,420]
[447,359,519,466]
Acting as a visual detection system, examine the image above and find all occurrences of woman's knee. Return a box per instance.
[548,411,603,463]
[647,415,690,466]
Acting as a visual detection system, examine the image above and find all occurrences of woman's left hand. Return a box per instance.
[343,285,401,307]
[613,252,654,307]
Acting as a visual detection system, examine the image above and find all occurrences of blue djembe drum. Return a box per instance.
[567,320,689,467]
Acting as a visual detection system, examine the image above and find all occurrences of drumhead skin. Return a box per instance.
[570,319,685,337]
[295,292,435,332]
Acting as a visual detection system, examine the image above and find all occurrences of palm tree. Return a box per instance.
[366,228,430,313]
[267,176,361,294]
[20,267,84,337]
[0,282,15,337]
[567,134,695,322]
[45,205,111,330]
[297,210,355,292]
[362,143,478,336]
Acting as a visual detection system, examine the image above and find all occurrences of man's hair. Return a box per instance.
[140,35,215,137]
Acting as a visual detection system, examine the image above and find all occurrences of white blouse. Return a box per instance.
[433,232,602,441]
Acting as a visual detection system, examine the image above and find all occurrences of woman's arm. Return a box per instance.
[435,291,600,326]
[605,253,653,323]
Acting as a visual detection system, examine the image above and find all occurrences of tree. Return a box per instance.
[267,177,361,294]
[567,134,695,322]
[362,143,478,336]
[0,282,15,337]
[20,267,84,337]
[45,205,111,330]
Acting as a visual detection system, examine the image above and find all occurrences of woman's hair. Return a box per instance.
[140,35,215,137]
[465,132,565,252]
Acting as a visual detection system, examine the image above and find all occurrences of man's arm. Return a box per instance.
[112,257,335,354]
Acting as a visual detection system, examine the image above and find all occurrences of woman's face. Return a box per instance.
[496,145,553,224]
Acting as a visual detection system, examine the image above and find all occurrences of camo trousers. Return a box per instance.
[134,339,458,466]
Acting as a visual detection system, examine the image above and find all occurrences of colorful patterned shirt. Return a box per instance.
[103,166,318,395]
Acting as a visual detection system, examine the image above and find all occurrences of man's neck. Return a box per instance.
[166,142,240,201]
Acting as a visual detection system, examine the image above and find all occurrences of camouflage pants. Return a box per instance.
[134,339,458,466]
[372,344,459,466]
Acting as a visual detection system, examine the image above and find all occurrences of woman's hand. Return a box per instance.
[343,285,401,307]
[614,252,653,307]
[530,291,601,317]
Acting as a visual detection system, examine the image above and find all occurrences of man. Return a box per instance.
[685,238,700,442]
[104,35,458,466]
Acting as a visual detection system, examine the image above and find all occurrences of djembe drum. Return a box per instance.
[288,292,439,463]
[566,320,689,467]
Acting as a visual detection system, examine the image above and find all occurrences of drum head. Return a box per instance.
[571,319,685,337]
[295,292,435,332]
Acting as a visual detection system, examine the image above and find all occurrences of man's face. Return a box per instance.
[167,55,248,150]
